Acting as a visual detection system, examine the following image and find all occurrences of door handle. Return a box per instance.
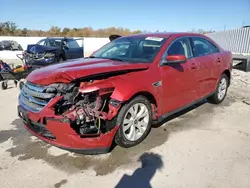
[191,63,196,69]
[216,58,221,63]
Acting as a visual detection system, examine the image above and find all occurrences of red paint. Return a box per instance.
[106,103,121,120]
[23,121,119,150]
[79,81,114,95]
[26,59,149,85]
[166,54,187,62]
[19,32,232,152]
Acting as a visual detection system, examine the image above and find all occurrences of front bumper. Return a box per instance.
[26,57,57,68]
[17,104,119,155]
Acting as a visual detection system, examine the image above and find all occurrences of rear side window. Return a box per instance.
[192,37,220,57]
[207,40,220,53]
[192,37,210,57]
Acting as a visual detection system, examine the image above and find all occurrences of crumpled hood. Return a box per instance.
[27,44,59,54]
[26,58,150,85]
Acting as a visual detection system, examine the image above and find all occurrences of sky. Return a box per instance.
[1,0,250,32]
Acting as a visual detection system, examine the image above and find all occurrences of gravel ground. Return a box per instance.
[0,69,250,188]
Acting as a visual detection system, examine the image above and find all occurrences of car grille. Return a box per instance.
[18,82,56,113]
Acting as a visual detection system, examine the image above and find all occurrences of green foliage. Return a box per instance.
[0,21,144,37]
[0,21,216,37]
[0,21,18,36]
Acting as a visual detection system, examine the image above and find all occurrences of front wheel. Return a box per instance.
[58,56,65,63]
[1,81,8,90]
[18,81,24,90]
[208,73,229,104]
[114,96,152,148]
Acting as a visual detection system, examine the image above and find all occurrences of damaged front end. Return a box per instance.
[24,44,59,67]
[52,81,122,136]
[18,79,122,151]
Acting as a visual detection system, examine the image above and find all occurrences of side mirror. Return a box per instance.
[163,54,187,64]
[62,42,69,50]
[109,34,122,41]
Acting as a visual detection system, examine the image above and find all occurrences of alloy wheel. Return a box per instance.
[218,77,228,100]
[122,103,150,141]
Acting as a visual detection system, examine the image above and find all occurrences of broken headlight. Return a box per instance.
[43,52,55,59]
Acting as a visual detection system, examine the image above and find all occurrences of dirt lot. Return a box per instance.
[0,69,250,188]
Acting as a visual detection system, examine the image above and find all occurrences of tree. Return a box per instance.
[21,28,28,36]
[0,21,18,36]
[62,27,70,35]
[48,26,61,36]
[0,21,215,37]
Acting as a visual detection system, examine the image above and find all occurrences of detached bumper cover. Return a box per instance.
[17,105,119,154]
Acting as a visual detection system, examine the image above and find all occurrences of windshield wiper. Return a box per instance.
[85,55,96,58]
[85,56,124,62]
[105,57,124,62]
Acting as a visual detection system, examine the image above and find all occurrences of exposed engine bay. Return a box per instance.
[44,79,122,137]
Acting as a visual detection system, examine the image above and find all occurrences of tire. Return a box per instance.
[18,81,24,90]
[1,81,8,90]
[208,73,229,104]
[14,80,18,87]
[114,95,152,148]
[58,56,65,63]
[59,57,64,62]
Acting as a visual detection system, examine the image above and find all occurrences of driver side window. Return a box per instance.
[165,38,192,59]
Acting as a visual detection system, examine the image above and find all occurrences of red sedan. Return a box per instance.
[17,32,232,154]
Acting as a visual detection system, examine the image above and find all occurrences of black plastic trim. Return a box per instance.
[156,92,214,123]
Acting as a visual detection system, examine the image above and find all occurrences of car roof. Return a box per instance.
[125,32,207,38]
[46,37,74,40]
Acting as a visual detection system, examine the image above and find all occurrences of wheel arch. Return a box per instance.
[222,69,231,86]
[128,91,157,105]
[59,53,66,61]
[123,91,158,120]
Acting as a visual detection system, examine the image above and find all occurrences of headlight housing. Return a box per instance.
[44,83,76,93]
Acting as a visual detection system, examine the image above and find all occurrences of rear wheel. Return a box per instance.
[114,96,152,148]
[208,73,229,104]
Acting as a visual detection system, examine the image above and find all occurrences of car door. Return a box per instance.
[159,37,199,113]
[206,39,223,86]
[190,37,220,98]
[64,39,84,59]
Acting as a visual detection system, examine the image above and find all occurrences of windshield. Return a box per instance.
[37,39,62,48]
[92,36,168,63]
